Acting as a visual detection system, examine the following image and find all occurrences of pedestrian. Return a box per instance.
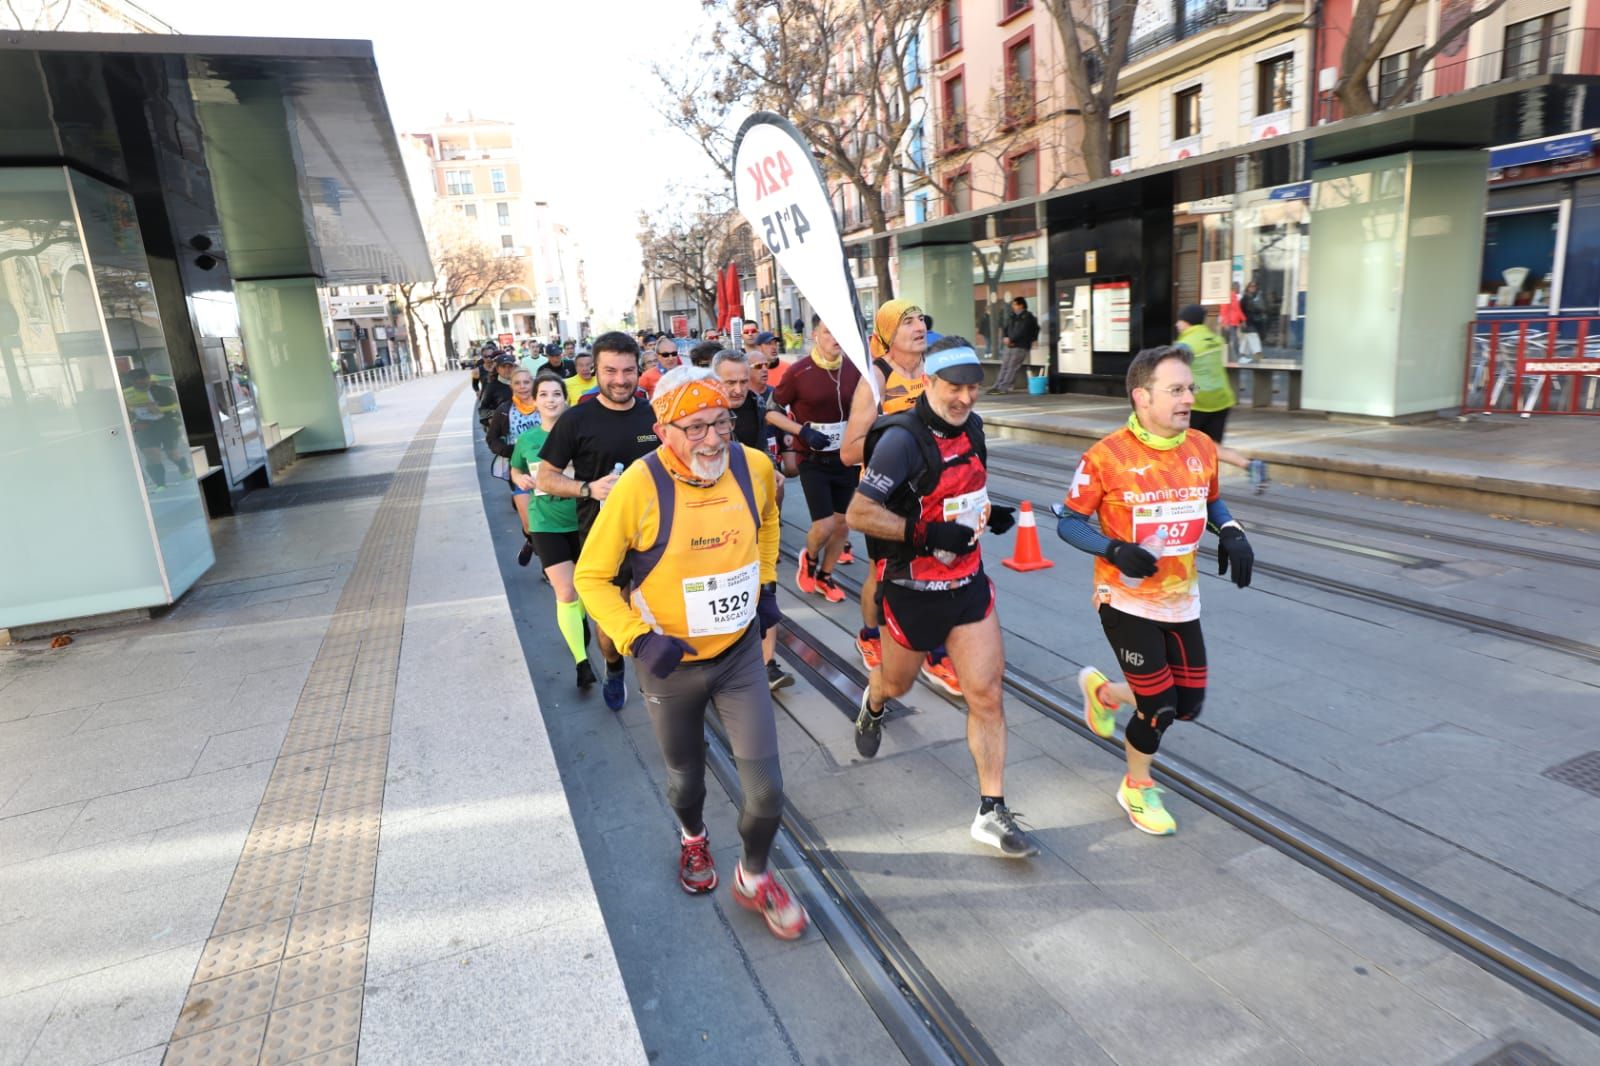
[989,297,1039,394]
[640,337,681,397]
[1055,343,1255,836]
[845,338,1035,858]
[573,365,807,939]
[535,332,662,710]
[749,330,787,387]
[565,350,598,406]
[1174,304,1268,488]
[1238,281,1268,363]
[840,299,962,697]
[921,314,943,346]
[714,348,795,692]
[518,340,542,376]
[485,367,542,564]
[510,373,598,689]
[770,315,860,605]
[540,342,576,379]
[478,353,515,428]
[1219,283,1246,361]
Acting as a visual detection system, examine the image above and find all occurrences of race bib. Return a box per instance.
[807,420,847,450]
[942,487,991,532]
[681,561,760,637]
[1130,498,1206,555]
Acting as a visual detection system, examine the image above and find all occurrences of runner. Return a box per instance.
[484,367,543,565]
[845,338,1034,858]
[510,373,598,689]
[770,315,860,604]
[536,332,662,710]
[1175,304,1268,490]
[573,366,807,939]
[639,336,681,397]
[564,349,598,405]
[1054,344,1256,836]
[839,299,961,697]
[714,348,794,693]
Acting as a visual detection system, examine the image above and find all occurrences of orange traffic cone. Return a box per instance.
[1002,500,1054,572]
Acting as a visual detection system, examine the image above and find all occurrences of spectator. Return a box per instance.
[990,297,1039,395]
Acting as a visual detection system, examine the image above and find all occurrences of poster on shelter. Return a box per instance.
[1092,280,1130,353]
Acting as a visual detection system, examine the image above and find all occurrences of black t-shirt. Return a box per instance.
[731,393,768,453]
[537,398,660,534]
[539,358,577,379]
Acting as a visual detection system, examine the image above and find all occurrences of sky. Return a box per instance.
[145,0,722,321]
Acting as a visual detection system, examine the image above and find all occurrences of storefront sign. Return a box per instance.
[1489,132,1597,170]
[1269,181,1311,201]
[1251,109,1291,142]
[1200,260,1231,304]
[734,111,873,398]
[972,235,1047,283]
[1092,280,1131,353]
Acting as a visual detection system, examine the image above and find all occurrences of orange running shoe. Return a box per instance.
[814,573,846,604]
[921,654,963,697]
[856,630,882,671]
[795,548,818,595]
[732,864,808,940]
[838,541,855,565]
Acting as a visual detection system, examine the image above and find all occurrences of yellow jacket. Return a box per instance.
[575,444,779,662]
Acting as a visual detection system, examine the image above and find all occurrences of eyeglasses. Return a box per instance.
[670,415,735,441]
[1147,384,1198,398]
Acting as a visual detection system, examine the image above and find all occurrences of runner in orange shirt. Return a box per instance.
[1054,344,1255,836]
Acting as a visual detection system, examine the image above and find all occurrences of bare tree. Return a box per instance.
[396,281,436,372]
[1335,0,1512,116]
[430,229,524,362]
[1037,0,1138,182]
[638,190,741,327]
[665,0,937,301]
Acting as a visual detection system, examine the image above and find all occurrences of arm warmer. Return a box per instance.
[1056,509,1112,557]
[1206,498,1235,535]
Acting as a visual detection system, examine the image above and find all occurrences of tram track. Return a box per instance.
[769,536,1600,1036]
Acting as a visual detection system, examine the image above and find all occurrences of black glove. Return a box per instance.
[1104,540,1159,579]
[797,426,831,450]
[1217,525,1254,588]
[986,505,1016,536]
[757,585,781,635]
[917,520,978,556]
[632,632,695,678]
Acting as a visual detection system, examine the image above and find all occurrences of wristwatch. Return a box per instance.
[578,481,591,499]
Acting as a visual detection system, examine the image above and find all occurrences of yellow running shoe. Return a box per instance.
[1077,666,1116,739]
[1117,778,1176,836]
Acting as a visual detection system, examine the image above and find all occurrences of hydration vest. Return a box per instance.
[624,444,761,589]
[861,401,988,586]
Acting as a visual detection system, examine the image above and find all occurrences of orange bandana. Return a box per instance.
[511,396,538,416]
[650,377,729,425]
[870,298,920,358]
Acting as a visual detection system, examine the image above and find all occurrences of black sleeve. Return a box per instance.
[538,406,579,469]
[857,427,920,505]
[485,406,513,458]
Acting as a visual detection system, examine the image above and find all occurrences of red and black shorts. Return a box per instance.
[1097,604,1207,719]
[881,572,995,652]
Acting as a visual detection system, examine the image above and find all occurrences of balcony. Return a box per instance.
[1001,81,1037,130]
[1127,0,1290,63]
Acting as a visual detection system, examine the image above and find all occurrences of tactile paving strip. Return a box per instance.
[162,386,463,1064]
[1543,749,1600,799]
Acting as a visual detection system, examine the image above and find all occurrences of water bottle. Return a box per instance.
[611,462,625,477]
[1128,528,1168,588]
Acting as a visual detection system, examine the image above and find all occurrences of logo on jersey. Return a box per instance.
[688,528,743,551]
[1119,649,1145,667]
[1186,456,1203,475]
[1127,464,1153,476]
[1121,484,1208,503]
[1069,460,1092,500]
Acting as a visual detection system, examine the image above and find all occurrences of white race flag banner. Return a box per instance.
[732,112,877,401]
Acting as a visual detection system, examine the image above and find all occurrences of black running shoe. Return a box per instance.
[854,688,883,758]
[517,539,535,567]
[575,660,597,688]
[767,659,794,692]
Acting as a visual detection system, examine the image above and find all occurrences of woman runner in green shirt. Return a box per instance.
[510,373,596,689]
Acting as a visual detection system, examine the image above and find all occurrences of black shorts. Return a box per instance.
[882,574,994,652]
[799,455,859,522]
[1097,604,1207,717]
[533,530,580,568]
[1188,408,1230,444]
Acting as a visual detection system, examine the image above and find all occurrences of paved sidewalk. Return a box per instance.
[0,374,643,1064]
[979,392,1600,525]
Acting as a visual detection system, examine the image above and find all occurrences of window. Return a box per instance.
[946,170,972,215]
[491,168,507,193]
[1174,86,1202,140]
[1480,205,1564,308]
[497,202,511,226]
[1109,113,1131,160]
[1256,55,1292,115]
[942,71,967,150]
[911,190,930,225]
[1005,149,1038,201]
[1503,12,1568,79]
[1001,0,1030,19]
[1376,50,1422,105]
[1005,33,1035,127]
[445,169,473,195]
[905,29,921,89]
[938,0,961,57]
[463,203,477,220]
[908,121,927,171]
[500,234,514,249]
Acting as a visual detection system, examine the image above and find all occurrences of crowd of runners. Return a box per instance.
[470,304,1263,940]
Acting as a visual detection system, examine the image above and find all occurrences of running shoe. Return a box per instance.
[767,659,795,692]
[1077,665,1116,739]
[517,538,535,567]
[838,542,855,565]
[678,830,718,894]
[575,660,597,689]
[814,573,846,604]
[795,548,818,595]
[732,864,808,940]
[856,630,882,672]
[854,688,884,758]
[602,661,626,712]
[1117,778,1176,836]
[921,654,963,697]
[970,804,1040,858]
[1247,458,1269,493]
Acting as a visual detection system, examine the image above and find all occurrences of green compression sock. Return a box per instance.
[556,598,587,664]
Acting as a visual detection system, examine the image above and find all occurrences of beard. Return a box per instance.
[689,446,727,482]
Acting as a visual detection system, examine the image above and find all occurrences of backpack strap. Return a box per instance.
[626,447,761,590]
